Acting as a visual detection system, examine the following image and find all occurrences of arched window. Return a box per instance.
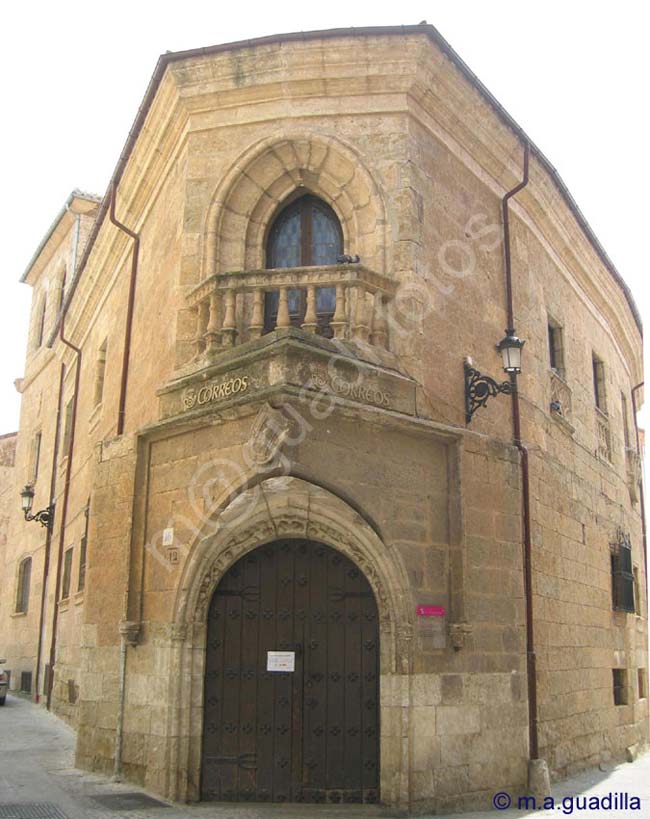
[16,556,32,614]
[267,195,342,268]
[264,195,342,335]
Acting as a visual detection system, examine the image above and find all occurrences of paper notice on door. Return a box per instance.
[267,651,295,672]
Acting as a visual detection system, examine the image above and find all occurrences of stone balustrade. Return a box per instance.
[186,264,397,356]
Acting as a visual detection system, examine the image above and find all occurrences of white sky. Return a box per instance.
[1,0,648,435]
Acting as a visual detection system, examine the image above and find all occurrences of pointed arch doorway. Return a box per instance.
[201,538,380,804]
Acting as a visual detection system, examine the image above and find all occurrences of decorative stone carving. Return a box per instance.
[449,621,472,651]
[170,622,189,642]
[244,403,293,466]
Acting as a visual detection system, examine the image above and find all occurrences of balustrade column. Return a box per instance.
[249,289,264,339]
[195,299,209,355]
[352,286,370,342]
[302,285,318,333]
[221,289,237,347]
[330,283,347,339]
[371,292,388,349]
[203,292,222,351]
[277,287,291,329]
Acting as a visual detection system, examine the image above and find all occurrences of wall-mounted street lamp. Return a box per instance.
[20,484,54,530]
[465,330,525,423]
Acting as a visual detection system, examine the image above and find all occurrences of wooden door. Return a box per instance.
[201,539,379,803]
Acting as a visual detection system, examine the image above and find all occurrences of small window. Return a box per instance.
[638,669,647,699]
[20,671,33,694]
[613,668,627,705]
[16,557,32,614]
[30,431,42,483]
[94,339,108,407]
[548,319,565,377]
[61,398,74,458]
[61,547,73,600]
[35,295,47,349]
[621,393,631,450]
[592,353,607,412]
[611,533,635,613]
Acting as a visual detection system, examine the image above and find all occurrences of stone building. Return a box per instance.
[0,24,645,815]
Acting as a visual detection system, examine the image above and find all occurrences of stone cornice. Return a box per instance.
[406,74,642,380]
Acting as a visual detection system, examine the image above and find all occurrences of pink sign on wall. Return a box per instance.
[416,605,446,617]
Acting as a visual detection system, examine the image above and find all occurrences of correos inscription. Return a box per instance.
[312,373,390,408]
[182,375,249,410]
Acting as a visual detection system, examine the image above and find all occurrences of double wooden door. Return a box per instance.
[201,539,379,803]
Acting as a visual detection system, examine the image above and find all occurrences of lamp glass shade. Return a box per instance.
[497,333,525,374]
[20,485,34,512]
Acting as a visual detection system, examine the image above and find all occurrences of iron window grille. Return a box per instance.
[611,530,635,613]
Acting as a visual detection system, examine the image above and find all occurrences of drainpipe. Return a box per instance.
[109,183,140,436]
[108,182,141,778]
[46,319,81,709]
[631,382,647,586]
[33,362,64,703]
[501,143,549,795]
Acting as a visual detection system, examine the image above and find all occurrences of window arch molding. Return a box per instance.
[201,134,388,278]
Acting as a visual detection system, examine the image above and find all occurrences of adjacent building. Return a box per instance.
[0,24,645,814]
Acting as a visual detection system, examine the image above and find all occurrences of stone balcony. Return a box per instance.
[186,264,397,358]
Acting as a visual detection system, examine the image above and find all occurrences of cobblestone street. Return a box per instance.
[1,694,649,818]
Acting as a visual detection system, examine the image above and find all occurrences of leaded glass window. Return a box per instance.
[264,195,342,336]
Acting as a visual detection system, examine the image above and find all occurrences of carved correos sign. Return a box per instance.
[182,375,249,410]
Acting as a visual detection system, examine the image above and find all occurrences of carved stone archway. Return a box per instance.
[165,476,413,808]
[201,134,390,277]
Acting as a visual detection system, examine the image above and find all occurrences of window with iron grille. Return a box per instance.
[61,547,73,600]
[547,318,565,377]
[20,671,32,694]
[78,499,90,593]
[592,353,607,412]
[613,669,627,705]
[15,556,32,614]
[611,532,635,613]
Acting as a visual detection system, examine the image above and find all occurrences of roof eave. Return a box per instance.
[47,24,642,347]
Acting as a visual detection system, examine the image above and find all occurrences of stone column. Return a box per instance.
[221,289,237,347]
[331,283,347,339]
[301,285,318,333]
[249,289,264,339]
[277,287,291,328]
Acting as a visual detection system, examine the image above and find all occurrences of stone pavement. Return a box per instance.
[1,694,649,818]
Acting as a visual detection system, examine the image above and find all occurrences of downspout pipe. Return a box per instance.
[109,183,140,436]
[46,319,81,710]
[108,181,141,778]
[33,362,64,703]
[501,142,549,794]
[631,382,647,589]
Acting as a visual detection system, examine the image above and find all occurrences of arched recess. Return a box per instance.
[165,476,413,807]
[201,134,389,277]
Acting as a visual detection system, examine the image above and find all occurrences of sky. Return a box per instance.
[0,0,648,436]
